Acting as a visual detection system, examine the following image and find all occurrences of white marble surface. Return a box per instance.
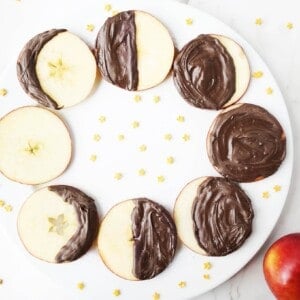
[0,0,299,299]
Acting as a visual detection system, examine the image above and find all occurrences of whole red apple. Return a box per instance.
[263,233,300,300]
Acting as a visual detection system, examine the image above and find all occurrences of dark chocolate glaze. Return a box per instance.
[192,177,254,256]
[131,198,177,280]
[173,34,236,110]
[48,185,99,263]
[16,29,66,109]
[207,103,286,182]
[95,11,138,90]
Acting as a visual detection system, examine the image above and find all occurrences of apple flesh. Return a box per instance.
[263,233,300,300]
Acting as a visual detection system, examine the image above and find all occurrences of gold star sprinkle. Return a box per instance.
[132,121,140,128]
[153,95,160,103]
[0,200,5,207]
[90,154,97,162]
[48,214,68,235]
[98,116,106,123]
[255,18,263,25]
[166,156,175,164]
[203,274,210,280]
[77,282,85,290]
[117,134,125,141]
[157,176,165,183]
[178,281,186,288]
[113,289,121,297]
[273,185,282,192]
[164,133,172,141]
[139,144,147,152]
[0,88,7,96]
[104,4,112,11]
[93,134,101,141]
[177,115,185,122]
[203,261,212,270]
[185,18,193,25]
[262,191,270,199]
[138,168,146,176]
[114,173,123,180]
[266,87,273,95]
[182,134,190,141]
[286,22,294,30]
[252,71,263,78]
[86,24,95,32]
[153,292,160,300]
[111,10,119,16]
[134,94,142,102]
[4,205,12,212]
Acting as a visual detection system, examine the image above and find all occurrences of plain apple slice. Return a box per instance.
[174,177,207,255]
[18,185,99,263]
[135,11,174,90]
[35,31,97,108]
[0,106,72,184]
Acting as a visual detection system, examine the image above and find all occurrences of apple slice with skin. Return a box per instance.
[17,29,97,109]
[18,185,99,263]
[0,106,72,184]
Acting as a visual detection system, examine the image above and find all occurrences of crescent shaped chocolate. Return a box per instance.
[97,198,176,280]
[207,103,286,182]
[192,177,253,256]
[17,185,99,263]
[17,29,66,109]
[131,198,177,280]
[49,185,99,263]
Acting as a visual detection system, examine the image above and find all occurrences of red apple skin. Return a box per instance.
[263,233,300,300]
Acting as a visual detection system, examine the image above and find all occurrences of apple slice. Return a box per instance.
[95,10,174,91]
[17,29,97,109]
[173,34,250,110]
[17,185,99,263]
[98,198,177,280]
[0,106,72,184]
[174,177,253,256]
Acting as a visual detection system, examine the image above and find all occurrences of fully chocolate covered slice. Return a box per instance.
[17,185,99,263]
[98,198,176,280]
[173,34,250,110]
[95,10,175,91]
[174,177,254,256]
[207,103,286,182]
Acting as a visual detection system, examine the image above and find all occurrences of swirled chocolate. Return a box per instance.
[95,11,138,90]
[173,34,236,110]
[16,29,66,109]
[49,185,99,263]
[192,177,253,256]
[131,198,177,280]
[207,103,286,182]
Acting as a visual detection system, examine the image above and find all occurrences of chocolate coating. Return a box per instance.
[131,198,177,280]
[49,185,99,263]
[16,29,66,109]
[95,11,138,91]
[173,34,236,110]
[192,177,254,256]
[207,103,286,182]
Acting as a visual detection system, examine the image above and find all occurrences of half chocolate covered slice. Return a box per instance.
[207,103,286,182]
[174,177,254,256]
[17,185,99,263]
[17,29,97,109]
[95,10,175,91]
[98,198,177,280]
[173,34,250,110]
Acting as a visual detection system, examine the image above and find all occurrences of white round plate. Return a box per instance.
[0,0,293,299]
